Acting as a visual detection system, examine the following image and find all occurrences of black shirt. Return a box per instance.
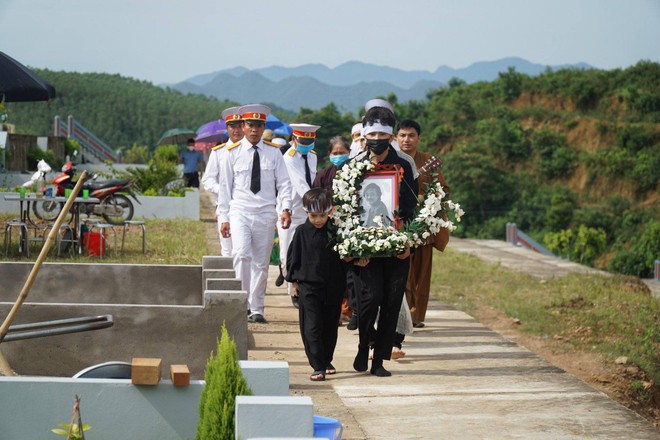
[359,146,419,224]
[285,219,347,297]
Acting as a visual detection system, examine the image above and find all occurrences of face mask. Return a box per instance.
[329,154,349,167]
[366,138,390,155]
[296,144,314,155]
[187,146,194,151]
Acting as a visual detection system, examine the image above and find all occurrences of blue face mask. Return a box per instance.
[296,144,314,155]
[329,154,349,167]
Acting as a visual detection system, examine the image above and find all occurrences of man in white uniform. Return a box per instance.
[202,106,243,257]
[277,123,320,308]
[218,104,293,323]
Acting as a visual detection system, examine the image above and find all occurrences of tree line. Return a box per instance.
[5,62,659,277]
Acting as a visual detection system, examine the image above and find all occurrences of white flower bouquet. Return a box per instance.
[332,157,464,258]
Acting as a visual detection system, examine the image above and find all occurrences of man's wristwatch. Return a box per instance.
[282,209,292,215]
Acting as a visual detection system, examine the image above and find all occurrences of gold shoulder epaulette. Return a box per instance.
[287,147,296,157]
[264,140,280,148]
[211,142,227,151]
[310,150,317,155]
[226,141,241,151]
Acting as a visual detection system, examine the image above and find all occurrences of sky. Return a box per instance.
[1,0,659,85]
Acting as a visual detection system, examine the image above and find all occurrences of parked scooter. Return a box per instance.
[32,160,140,225]
[22,159,51,193]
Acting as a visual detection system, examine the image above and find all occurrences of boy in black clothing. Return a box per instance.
[285,188,367,381]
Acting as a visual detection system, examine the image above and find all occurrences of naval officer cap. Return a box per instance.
[290,123,321,145]
[221,106,242,124]
[364,98,394,114]
[239,104,271,123]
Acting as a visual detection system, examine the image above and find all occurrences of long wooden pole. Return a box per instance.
[0,171,88,376]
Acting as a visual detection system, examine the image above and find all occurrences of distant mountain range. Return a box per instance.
[166,57,593,112]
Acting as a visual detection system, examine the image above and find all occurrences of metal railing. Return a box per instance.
[505,223,555,256]
[1,315,114,342]
[53,115,117,163]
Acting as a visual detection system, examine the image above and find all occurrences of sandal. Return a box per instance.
[391,348,406,360]
[326,364,337,375]
[310,370,326,381]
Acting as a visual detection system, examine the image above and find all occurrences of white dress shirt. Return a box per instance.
[217,137,292,223]
[280,146,317,215]
[201,144,226,202]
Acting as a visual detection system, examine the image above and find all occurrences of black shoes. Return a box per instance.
[413,322,425,328]
[370,365,392,377]
[353,348,369,372]
[275,265,285,287]
[291,296,300,309]
[248,313,266,323]
[346,315,358,331]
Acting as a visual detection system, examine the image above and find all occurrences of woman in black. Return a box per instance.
[312,136,350,190]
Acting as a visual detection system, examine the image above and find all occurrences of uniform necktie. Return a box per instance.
[302,154,311,187]
[250,145,261,194]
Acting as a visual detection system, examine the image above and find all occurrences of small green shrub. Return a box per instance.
[196,323,252,440]
[616,125,655,153]
[498,66,524,102]
[630,149,660,193]
[27,147,62,171]
[609,220,660,277]
[546,188,576,231]
[564,119,578,130]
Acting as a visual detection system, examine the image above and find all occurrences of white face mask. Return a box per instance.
[187,146,194,151]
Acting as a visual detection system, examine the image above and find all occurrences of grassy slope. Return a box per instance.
[431,247,659,414]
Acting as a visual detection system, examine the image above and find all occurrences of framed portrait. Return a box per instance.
[359,169,399,228]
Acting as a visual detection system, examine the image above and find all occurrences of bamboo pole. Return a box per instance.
[0,171,89,376]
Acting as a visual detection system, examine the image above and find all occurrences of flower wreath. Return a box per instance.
[332,157,464,258]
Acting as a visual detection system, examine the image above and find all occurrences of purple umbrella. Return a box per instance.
[195,119,227,144]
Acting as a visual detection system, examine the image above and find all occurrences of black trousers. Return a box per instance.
[298,283,342,372]
[346,267,361,313]
[357,256,410,362]
[184,172,199,188]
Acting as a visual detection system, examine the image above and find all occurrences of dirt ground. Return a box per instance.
[472,302,660,427]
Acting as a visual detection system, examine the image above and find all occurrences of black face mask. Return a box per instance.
[366,138,390,155]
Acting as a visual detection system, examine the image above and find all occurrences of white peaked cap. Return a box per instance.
[271,137,288,146]
[238,104,271,120]
[290,123,321,138]
[221,106,241,121]
[351,123,363,135]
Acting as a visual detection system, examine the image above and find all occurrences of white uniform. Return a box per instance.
[202,143,233,257]
[217,137,292,316]
[277,146,317,295]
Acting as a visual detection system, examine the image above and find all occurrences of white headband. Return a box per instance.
[302,203,333,213]
[362,120,393,136]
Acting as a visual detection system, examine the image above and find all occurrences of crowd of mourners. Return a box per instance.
[201,98,449,381]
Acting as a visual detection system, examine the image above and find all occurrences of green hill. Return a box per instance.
[4,70,238,148]
[389,61,659,277]
[3,62,658,277]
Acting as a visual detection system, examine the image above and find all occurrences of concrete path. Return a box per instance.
[247,262,659,439]
[448,238,660,299]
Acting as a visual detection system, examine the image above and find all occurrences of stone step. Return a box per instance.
[203,290,247,308]
[206,277,242,291]
[202,255,233,270]
[202,269,236,291]
[238,361,289,396]
[235,396,313,440]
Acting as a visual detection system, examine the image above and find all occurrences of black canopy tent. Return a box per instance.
[0,51,56,102]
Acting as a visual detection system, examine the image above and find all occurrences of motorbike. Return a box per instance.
[32,160,140,225]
